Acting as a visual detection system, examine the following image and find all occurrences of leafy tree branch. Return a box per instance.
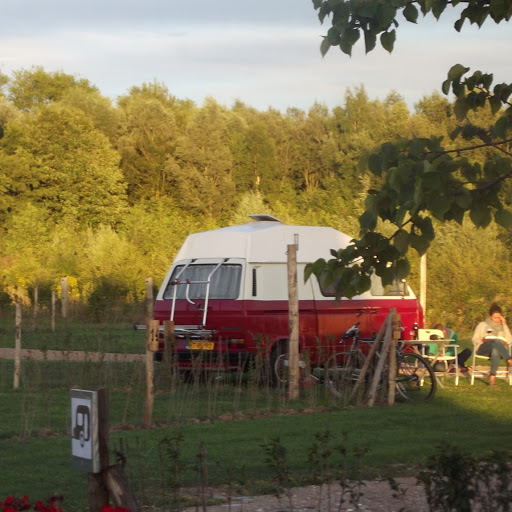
[432,139,512,161]
[307,0,512,299]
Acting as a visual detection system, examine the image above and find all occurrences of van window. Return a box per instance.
[368,272,409,296]
[317,271,409,297]
[163,264,242,300]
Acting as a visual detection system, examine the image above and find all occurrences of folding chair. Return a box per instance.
[418,328,459,386]
[470,341,512,385]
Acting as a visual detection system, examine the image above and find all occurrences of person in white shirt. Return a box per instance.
[472,303,512,386]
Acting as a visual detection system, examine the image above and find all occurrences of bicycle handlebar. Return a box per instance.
[342,322,360,339]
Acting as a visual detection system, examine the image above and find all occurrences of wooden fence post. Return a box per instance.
[367,316,393,407]
[61,277,68,320]
[100,391,139,512]
[287,243,299,400]
[32,285,38,332]
[163,320,174,365]
[104,465,140,512]
[13,299,22,389]
[144,278,155,428]
[50,290,57,332]
[420,253,427,325]
[87,388,110,512]
[347,313,390,406]
[73,388,139,512]
[87,473,109,512]
[387,309,400,406]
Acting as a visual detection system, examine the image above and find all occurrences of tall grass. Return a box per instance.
[1,311,511,510]
[2,383,512,510]
[0,356,336,437]
[0,303,145,352]
[0,322,145,353]
[0,309,339,440]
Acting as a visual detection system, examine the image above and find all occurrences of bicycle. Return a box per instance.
[323,322,437,402]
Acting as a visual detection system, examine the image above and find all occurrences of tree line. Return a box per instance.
[0,66,510,330]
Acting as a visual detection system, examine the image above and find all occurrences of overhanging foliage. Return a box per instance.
[307,0,512,299]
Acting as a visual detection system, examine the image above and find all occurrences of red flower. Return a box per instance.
[98,506,131,512]
[0,496,78,512]
[1,496,31,512]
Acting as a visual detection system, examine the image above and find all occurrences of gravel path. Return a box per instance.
[181,478,428,512]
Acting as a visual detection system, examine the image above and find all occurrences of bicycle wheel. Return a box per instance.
[395,352,436,402]
[324,350,366,400]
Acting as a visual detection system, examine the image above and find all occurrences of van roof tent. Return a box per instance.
[173,216,354,264]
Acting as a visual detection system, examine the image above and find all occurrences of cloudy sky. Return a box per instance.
[1,0,510,112]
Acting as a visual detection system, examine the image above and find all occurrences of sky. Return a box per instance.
[1,0,510,113]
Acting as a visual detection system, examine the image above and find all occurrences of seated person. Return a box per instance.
[472,303,512,386]
[434,323,472,372]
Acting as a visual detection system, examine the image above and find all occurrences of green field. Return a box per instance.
[0,314,146,354]
[0,321,511,511]
[1,379,511,510]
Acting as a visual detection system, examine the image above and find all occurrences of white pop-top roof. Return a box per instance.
[173,216,354,264]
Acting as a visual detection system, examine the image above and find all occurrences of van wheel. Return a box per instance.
[269,342,288,386]
[274,353,289,384]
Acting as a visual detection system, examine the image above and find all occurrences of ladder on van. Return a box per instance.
[169,259,227,327]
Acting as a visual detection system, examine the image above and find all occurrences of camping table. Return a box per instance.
[398,338,458,388]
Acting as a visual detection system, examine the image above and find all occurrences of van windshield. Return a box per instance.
[163,264,242,300]
[318,271,409,297]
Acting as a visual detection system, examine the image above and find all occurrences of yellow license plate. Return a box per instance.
[187,341,214,350]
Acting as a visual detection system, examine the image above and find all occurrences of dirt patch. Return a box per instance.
[0,347,144,362]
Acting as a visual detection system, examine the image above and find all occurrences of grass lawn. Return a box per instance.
[1,322,510,510]
[1,371,511,510]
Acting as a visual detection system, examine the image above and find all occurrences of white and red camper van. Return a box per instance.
[153,215,423,374]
